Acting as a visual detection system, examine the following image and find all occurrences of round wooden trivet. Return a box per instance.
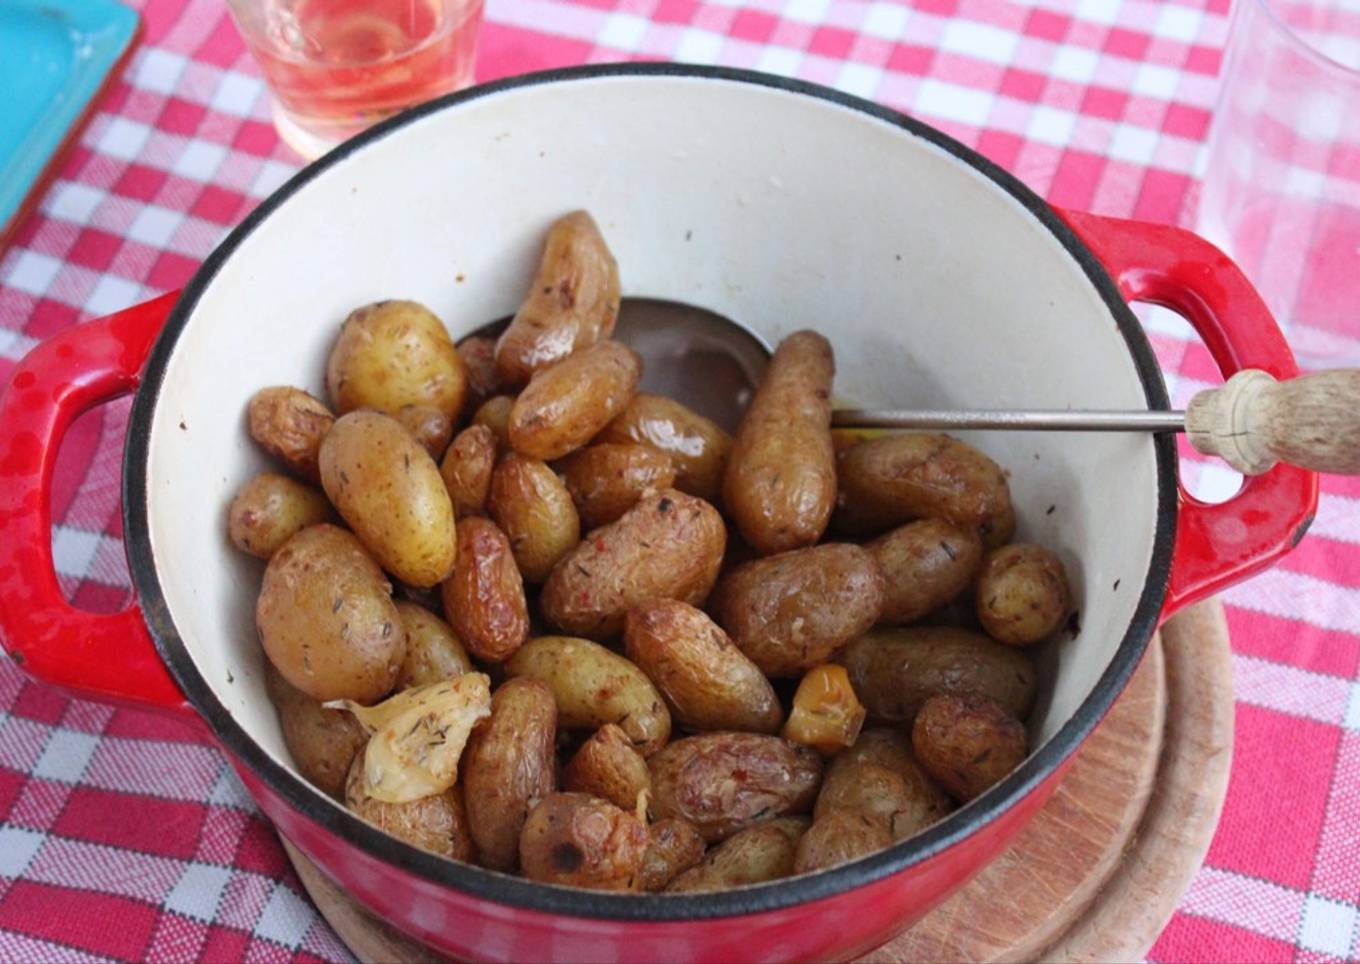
[280,598,1233,964]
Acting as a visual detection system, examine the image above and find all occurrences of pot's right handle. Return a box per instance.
[0,292,190,714]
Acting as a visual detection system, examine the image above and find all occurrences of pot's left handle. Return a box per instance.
[0,292,191,714]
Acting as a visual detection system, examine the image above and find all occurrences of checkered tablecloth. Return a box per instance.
[1,0,1357,960]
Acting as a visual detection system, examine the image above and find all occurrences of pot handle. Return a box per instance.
[1057,208,1319,617]
[0,292,190,714]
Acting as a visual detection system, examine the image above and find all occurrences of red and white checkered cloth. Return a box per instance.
[0,0,1356,960]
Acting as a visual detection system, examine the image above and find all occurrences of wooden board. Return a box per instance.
[281,598,1233,964]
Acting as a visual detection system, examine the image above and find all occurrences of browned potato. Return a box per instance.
[869,519,983,625]
[540,489,726,640]
[826,729,952,838]
[563,724,651,811]
[457,335,503,413]
[782,665,866,755]
[344,756,474,861]
[723,331,836,556]
[319,411,457,588]
[495,211,621,387]
[648,733,822,842]
[793,809,891,874]
[557,443,677,529]
[713,544,883,677]
[395,404,454,459]
[462,677,557,871]
[911,693,1028,802]
[265,664,367,798]
[623,600,781,734]
[228,472,331,558]
[665,817,809,893]
[472,395,514,448]
[508,341,642,461]
[488,453,580,584]
[441,517,528,663]
[326,300,467,422]
[976,544,1073,646]
[519,793,647,891]
[257,524,405,703]
[505,637,671,755]
[393,602,473,689]
[639,817,706,891]
[839,627,1036,725]
[835,433,1014,547]
[247,386,334,483]
[440,425,497,518]
[597,393,733,503]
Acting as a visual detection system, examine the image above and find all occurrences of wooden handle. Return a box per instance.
[1185,369,1360,475]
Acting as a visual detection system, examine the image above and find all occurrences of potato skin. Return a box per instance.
[665,817,809,893]
[488,453,581,584]
[319,411,457,588]
[623,600,782,734]
[344,756,475,861]
[976,544,1073,646]
[508,341,642,461]
[597,393,733,503]
[648,733,822,842]
[495,211,621,387]
[257,524,405,704]
[519,793,647,891]
[461,677,557,871]
[640,818,706,891]
[393,602,474,689]
[395,404,454,460]
[441,425,497,519]
[247,386,334,483]
[794,809,891,874]
[714,544,884,677]
[505,636,671,755]
[723,331,836,556]
[558,443,677,529]
[472,395,514,448]
[911,694,1028,802]
[265,664,368,798]
[326,300,466,422]
[826,729,952,838]
[442,518,528,663]
[457,336,503,413]
[563,724,651,812]
[869,519,983,626]
[839,627,1037,725]
[228,472,331,559]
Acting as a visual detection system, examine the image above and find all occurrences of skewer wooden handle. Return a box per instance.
[1185,369,1360,475]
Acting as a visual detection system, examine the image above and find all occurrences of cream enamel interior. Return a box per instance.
[143,74,1161,804]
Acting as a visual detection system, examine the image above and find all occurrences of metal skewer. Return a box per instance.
[832,409,1187,432]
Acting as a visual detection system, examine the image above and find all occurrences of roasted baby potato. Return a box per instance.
[228,472,331,559]
[488,453,581,584]
[639,817,706,891]
[825,729,952,839]
[665,817,809,893]
[472,395,515,448]
[782,664,866,755]
[440,424,497,518]
[558,443,677,529]
[395,404,454,459]
[457,335,503,413]
[247,386,334,483]
[508,341,642,461]
[975,543,1073,646]
[257,524,405,704]
[519,793,647,891]
[540,489,726,640]
[597,393,733,503]
[265,664,368,798]
[869,519,983,625]
[723,331,836,555]
[793,809,891,874]
[441,517,528,663]
[393,602,474,689]
[344,756,475,861]
[563,723,651,812]
[911,693,1028,802]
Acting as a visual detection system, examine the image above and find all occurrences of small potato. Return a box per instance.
[869,519,983,626]
[826,729,952,838]
[640,818,706,891]
[648,733,822,842]
[458,336,503,412]
[665,817,809,893]
[508,341,642,461]
[782,665,866,756]
[472,395,515,448]
[462,677,557,871]
[393,602,473,689]
[835,433,1014,547]
[228,472,331,559]
[723,331,836,556]
[624,600,782,734]
[441,425,497,518]
[247,386,334,483]
[839,627,1036,725]
[519,793,647,891]
[714,544,883,677]
[506,636,671,755]
[911,693,1029,802]
[794,809,891,874]
[257,524,405,704]
[326,300,467,422]
[597,393,733,503]
[265,664,367,798]
[441,518,528,663]
[344,756,474,861]
[976,544,1073,646]
[488,453,581,584]
[558,443,677,529]
[395,404,454,459]
[319,411,457,588]
[540,489,726,640]
[495,211,621,387]
[563,724,651,812]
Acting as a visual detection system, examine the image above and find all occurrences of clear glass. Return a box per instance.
[224,0,484,159]
[1197,0,1360,367]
